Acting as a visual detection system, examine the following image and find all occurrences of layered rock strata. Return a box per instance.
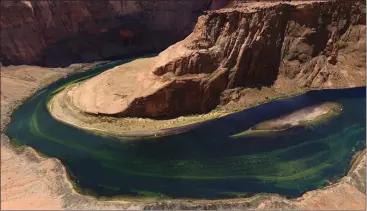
[68,0,365,118]
[0,0,215,66]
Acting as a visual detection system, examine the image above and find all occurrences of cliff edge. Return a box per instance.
[63,0,365,118]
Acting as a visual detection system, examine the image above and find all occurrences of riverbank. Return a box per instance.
[1,63,366,210]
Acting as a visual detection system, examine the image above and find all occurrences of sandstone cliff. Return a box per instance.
[0,0,216,66]
[145,0,366,116]
[63,0,366,118]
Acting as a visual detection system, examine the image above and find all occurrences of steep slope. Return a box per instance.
[64,0,365,118]
[0,0,214,66]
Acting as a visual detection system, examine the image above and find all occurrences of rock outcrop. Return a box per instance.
[0,0,217,66]
[66,0,365,118]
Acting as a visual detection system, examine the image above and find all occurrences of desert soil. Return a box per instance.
[1,63,366,210]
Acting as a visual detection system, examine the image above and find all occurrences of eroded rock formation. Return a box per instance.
[65,0,366,118]
[0,0,216,66]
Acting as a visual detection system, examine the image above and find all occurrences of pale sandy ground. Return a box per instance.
[70,57,169,114]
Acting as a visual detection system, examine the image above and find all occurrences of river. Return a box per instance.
[6,59,366,199]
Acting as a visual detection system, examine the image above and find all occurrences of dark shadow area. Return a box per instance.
[0,0,212,68]
[38,26,187,68]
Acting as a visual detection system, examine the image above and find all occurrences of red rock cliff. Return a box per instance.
[0,0,215,66]
[61,0,366,118]
[135,0,365,117]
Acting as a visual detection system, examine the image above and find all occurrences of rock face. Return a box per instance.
[69,0,365,118]
[0,0,217,66]
[147,0,366,116]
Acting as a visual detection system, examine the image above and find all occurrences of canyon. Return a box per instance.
[0,0,330,67]
[1,62,365,209]
[0,0,217,67]
[63,0,365,119]
[1,0,366,210]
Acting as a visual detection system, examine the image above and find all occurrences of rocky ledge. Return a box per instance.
[65,0,365,119]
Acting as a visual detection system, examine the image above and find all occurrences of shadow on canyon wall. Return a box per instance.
[0,0,327,68]
[0,0,216,67]
[37,16,179,67]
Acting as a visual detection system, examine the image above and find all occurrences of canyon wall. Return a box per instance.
[125,0,366,117]
[52,0,365,118]
[0,0,326,67]
[0,0,216,67]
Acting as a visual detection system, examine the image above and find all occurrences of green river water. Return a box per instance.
[5,58,366,199]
